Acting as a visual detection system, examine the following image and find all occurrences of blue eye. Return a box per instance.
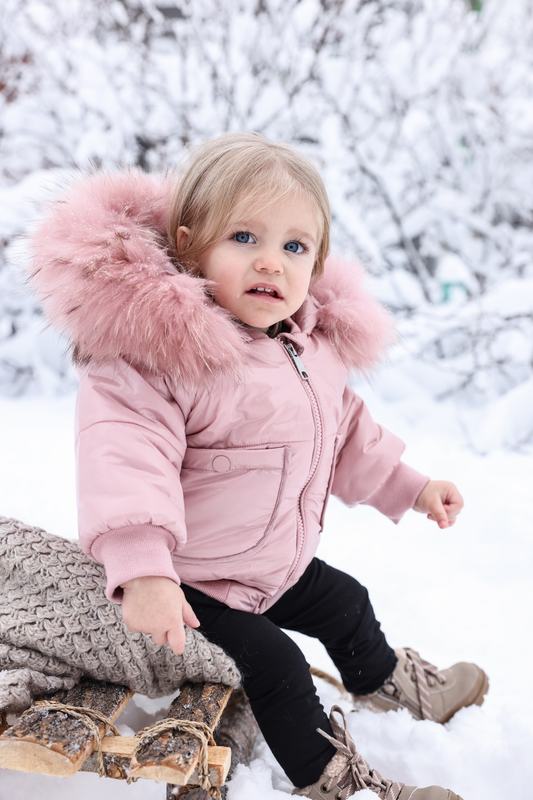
[234,232,255,244]
[284,241,304,253]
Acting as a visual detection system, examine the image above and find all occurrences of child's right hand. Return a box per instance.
[120,576,200,655]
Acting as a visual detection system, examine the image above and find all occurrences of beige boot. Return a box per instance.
[352,647,488,724]
[292,705,463,799]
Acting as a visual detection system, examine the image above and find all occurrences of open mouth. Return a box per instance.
[246,286,283,300]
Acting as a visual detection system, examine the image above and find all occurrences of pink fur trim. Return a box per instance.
[29,170,247,383]
[310,256,396,371]
[28,170,394,378]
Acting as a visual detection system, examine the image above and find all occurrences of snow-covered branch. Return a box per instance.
[1,0,532,446]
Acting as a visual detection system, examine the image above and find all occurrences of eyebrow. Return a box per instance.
[229,220,317,246]
[287,229,317,246]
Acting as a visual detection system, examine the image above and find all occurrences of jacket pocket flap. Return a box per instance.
[182,446,286,473]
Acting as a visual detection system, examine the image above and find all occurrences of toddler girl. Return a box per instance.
[30,133,487,799]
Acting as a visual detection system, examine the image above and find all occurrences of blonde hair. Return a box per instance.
[167,132,330,277]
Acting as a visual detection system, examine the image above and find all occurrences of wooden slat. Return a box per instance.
[214,688,258,798]
[79,735,134,781]
[79,737,231,785]
[0,678,133,777]
[129,682,232,785]
[168,689,259,800]
[168,787,210,799]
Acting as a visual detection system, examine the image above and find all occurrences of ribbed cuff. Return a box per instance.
[91,524,181,602]
[366,463,429,524]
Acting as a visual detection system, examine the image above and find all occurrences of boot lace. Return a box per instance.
[317,705,404,800]
[382,647,447,721]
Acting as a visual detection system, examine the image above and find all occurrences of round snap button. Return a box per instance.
[212,455,231,473]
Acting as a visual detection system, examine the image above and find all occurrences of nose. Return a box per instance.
[254,251,283,274]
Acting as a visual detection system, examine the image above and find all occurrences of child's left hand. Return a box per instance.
[413,480,464,529]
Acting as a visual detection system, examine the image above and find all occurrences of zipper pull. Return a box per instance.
[285,342,309,380]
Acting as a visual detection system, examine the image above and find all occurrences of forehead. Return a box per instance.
[228,190,321,236]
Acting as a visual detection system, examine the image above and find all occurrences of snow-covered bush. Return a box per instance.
[1,0,532,445]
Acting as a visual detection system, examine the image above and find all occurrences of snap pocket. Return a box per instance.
[180,446,290,560]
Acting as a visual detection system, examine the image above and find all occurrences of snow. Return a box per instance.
[0,388,532,800]
[1,2,532,796]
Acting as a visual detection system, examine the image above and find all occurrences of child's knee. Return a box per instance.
[239,630,311,697]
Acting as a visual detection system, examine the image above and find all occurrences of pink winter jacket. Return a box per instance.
[29,171,428,614]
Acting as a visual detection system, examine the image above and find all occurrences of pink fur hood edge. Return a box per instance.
[28,170,395,381]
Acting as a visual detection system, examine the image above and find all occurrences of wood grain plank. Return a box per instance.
[214,689,258,798]
[0,678,133,777]
[79,737,230,785]
[130,682,232,785]
[167,689,258,799]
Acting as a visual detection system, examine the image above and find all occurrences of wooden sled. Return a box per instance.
[0,677,258,799]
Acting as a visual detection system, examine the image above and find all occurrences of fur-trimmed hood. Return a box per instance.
[28,170,394,382]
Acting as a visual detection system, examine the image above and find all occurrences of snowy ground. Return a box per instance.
[0,387,532,799]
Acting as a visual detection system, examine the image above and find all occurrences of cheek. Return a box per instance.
[206,266,241,310]
[200,253,232,290]
[295,270,313,299]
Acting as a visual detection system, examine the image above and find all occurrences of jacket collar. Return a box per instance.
[29,169,395,384]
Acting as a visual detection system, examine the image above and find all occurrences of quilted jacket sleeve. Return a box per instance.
[75,359,190,602]
[331,384,429,523]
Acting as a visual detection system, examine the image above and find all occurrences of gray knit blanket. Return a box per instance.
[0,517,241,712]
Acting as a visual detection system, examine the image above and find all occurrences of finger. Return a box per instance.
[444,503,463,518]
[426,500,449,528]
[448,488,464,507]
[151,631,169,647]
[167,624,186,655]
[427,513,449,528]
[182,600,200,629]
[441,490,464,515]
[121,612,140,634]
[442,505,461,527]
[123,622,141,634]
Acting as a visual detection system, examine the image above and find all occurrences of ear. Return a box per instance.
[176,226,192,254]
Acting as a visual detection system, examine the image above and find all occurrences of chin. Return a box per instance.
[242,315,277,329]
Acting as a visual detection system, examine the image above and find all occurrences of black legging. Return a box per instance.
[182,558,397,788]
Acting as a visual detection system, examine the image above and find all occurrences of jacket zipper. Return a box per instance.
[281,341,323,591]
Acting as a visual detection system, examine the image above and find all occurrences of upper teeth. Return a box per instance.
[255,287,274,294]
